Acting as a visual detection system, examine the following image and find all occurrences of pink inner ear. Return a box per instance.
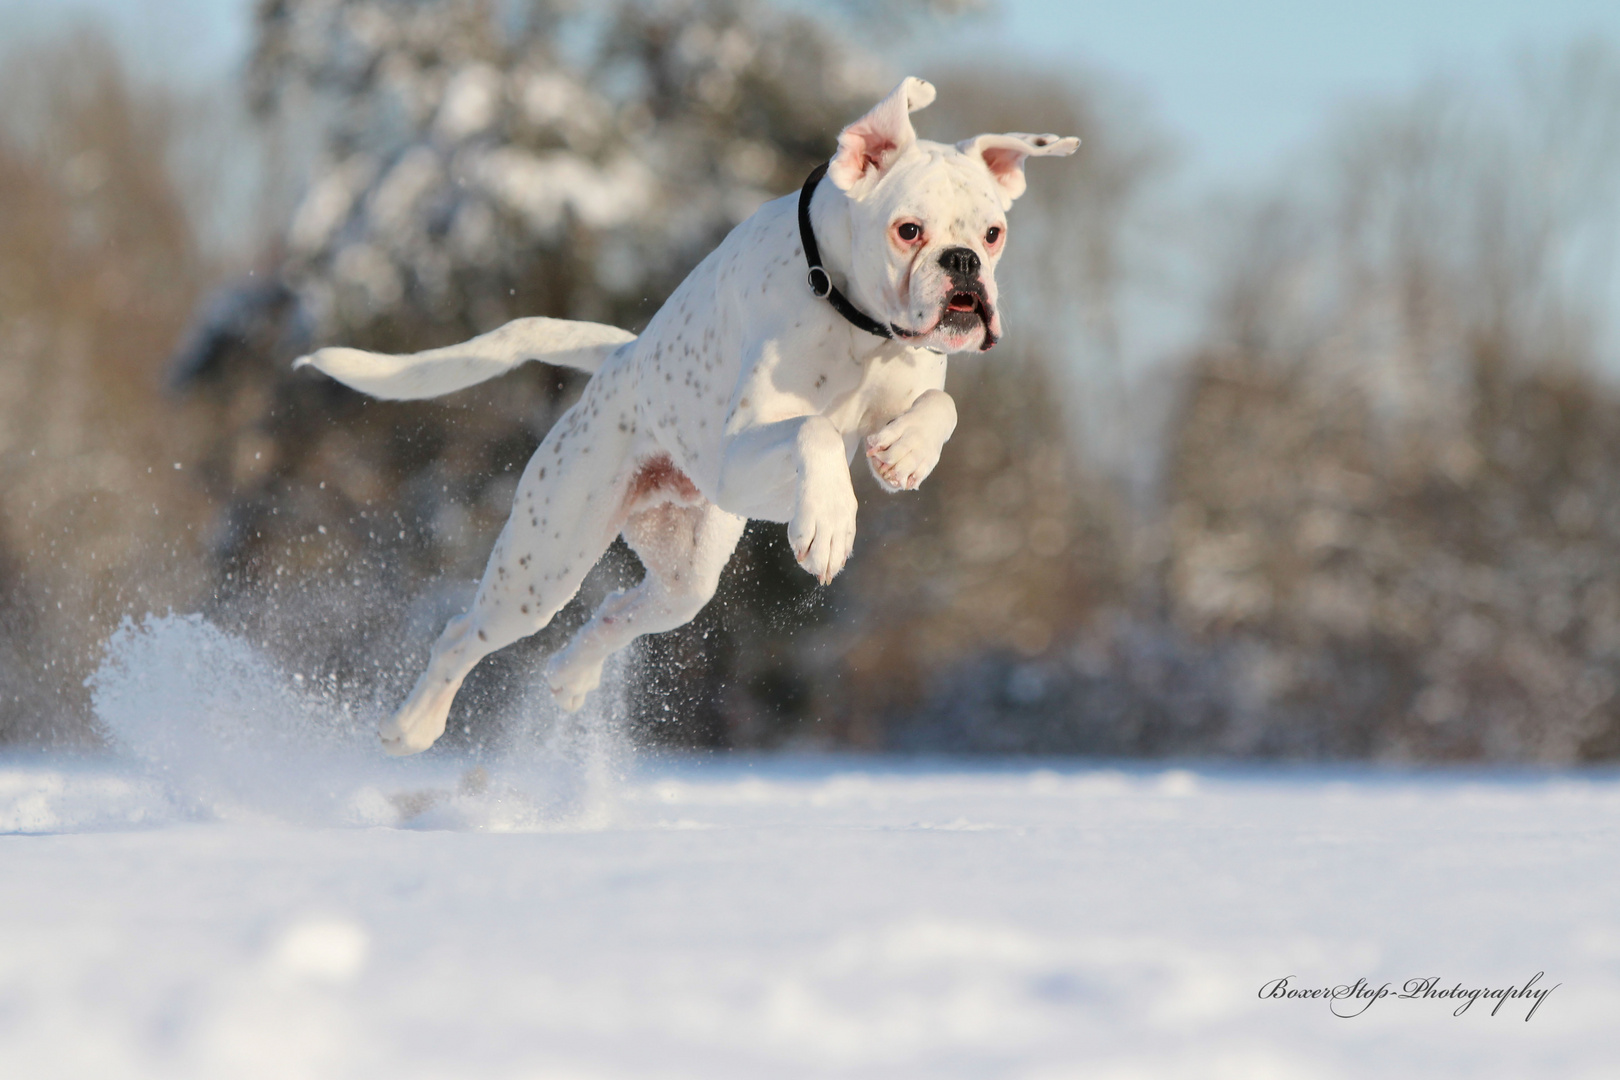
[828,87,919,189]
[850,127,896,177]
[981,145,1026,185]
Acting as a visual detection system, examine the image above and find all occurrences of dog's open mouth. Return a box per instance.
[939,290,992,339]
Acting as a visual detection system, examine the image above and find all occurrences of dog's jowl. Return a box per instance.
[297,77,1078,754]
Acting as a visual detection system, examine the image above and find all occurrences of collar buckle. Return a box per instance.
[807,266,832,299]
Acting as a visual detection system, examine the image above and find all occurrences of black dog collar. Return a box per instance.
[798,163,914,341]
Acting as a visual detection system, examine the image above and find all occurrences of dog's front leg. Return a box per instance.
[718,414,857,584]
[865,388,958,493]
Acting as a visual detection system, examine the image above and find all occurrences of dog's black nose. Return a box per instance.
[938,246,981,280]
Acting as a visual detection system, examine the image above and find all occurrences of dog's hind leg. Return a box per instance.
[379,379,638,755]
[545,500,747,713]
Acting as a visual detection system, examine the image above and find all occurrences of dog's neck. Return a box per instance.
[806,179,871,320]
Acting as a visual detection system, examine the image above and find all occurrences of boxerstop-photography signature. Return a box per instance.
[1259,973,1559,1020]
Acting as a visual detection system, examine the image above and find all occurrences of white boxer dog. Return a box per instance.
[297,76,1077,754]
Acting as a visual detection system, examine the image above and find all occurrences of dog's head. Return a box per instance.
[826,77,1078,353]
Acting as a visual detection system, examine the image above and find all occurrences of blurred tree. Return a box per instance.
[25,2,1613,764]
[0,32,217,743]
[1161,41,1620,761]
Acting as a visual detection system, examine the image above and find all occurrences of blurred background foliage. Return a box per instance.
[4,0,1620,762]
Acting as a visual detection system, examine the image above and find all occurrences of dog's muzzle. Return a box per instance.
[934,247,997,350]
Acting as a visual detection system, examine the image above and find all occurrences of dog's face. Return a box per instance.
[827,78,1078,353]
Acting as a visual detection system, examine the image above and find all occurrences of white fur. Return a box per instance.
[295,77,1077,754]
[295,317,635,399]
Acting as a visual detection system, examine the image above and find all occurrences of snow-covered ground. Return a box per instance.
[2,615,1617,1077]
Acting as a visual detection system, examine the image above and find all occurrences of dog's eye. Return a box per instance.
[985,226,1002,245]
[896,222,922,243]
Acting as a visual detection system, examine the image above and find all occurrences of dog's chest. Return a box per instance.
[625,197,942,475]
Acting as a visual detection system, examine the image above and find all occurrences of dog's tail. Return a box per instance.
[293,317,636,401]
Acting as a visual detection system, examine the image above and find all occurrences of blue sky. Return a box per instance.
[911,0,1620,184]
[0,0,249,83]
[2,0,1617,187]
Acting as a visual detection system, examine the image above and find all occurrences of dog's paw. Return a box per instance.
[865,415,945,493]
[545,651,603,714]
[378,691,452,756]
[788,477,858,585]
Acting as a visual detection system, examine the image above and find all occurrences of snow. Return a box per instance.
[471,147,653,236]
[433,64,503,143]
[2,615,1618,1077]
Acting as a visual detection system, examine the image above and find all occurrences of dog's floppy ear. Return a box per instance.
[956,132,1080,208]
[827,76,937,192]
